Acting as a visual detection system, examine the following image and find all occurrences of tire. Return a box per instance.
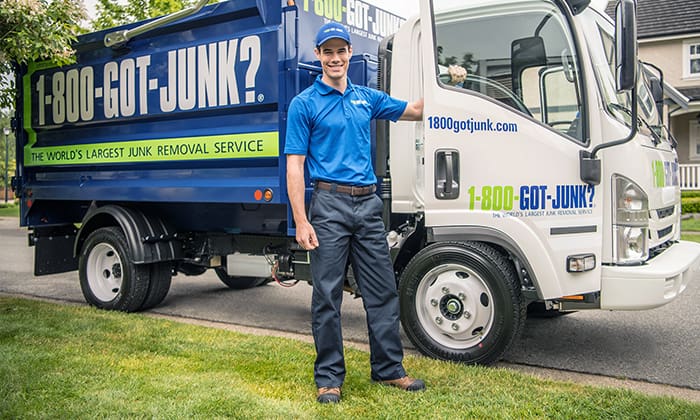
[139,262,172,310]
[214,267,269,289]
[399,241,526,365]
[79,227,149,312]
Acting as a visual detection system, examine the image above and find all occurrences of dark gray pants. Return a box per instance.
[309,187,406,388]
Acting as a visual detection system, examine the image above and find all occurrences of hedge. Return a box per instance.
[682,196,700,214]
[681,190,700,198]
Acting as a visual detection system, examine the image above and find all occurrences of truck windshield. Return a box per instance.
[431,0,585,142]
[590,13,669,145]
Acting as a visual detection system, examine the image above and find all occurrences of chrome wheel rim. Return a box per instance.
[415,263,495,349]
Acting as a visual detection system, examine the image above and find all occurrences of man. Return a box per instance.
[285,21,425,404]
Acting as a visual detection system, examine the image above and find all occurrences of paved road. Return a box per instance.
[1,216,698,391]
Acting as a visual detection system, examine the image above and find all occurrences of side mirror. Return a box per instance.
[615,0,637,91]
[511,36,547,96]
[580,150,601,185]
[581,0,639,185]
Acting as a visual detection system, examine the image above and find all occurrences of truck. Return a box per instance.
[12,0,700,365]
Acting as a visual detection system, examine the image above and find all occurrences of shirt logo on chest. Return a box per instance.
[350,99,369,106]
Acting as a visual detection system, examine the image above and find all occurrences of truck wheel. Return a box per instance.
[214,268,269,289]
[139,262,172,310]
[399,241,526,365]
[79,227,149,312]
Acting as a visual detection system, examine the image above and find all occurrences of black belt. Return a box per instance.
[315,181,377,196]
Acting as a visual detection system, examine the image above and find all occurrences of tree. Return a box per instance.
[1,0,85,198]
[1,112,15,202]
[0,0,86,110]
[91,0,198,31]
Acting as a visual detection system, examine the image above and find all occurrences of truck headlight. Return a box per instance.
[612,175,648,264]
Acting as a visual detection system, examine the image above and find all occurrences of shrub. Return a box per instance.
[681,190,700,198]
[681,196,700,214]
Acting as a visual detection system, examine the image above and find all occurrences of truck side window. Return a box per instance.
[434,1,584,141]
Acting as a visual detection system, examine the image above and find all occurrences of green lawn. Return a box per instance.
[0,202,18,217]
[681,234,700,242]
[0,297,697,419]
[681,217,700,232]
[681,217,700,243]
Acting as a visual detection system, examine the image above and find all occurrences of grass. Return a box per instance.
[0,297,698,419]
[681,217,700,232]
[681,217,700,243]
[0,201,18,217]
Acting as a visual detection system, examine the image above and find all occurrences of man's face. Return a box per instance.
[314,38,352,82]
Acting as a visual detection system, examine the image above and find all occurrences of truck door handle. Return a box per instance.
[435,149,460,199]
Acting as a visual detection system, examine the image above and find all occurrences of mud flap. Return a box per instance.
[31,225,78,275]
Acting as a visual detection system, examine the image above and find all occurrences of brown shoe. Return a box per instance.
[316,386,341,403]
[379,376,426,392]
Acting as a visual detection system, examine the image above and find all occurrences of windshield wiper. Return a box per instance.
[607,102,634,119]
[657,123,678,149]
[607,103,663,146]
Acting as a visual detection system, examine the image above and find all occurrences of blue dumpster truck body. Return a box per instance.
[14,0,405,308]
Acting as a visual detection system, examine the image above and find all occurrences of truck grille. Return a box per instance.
[655,205,675,219]
[657,226,673,238]
[646,201,678,262]
[649,240,673,259]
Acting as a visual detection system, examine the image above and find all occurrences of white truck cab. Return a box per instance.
[381,0,700,363]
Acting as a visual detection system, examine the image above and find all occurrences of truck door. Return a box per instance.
[418,0,602,298]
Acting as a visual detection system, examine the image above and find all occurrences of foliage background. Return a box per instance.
[0,0,216,192]
[91,0,197,31]
[0,0,86,109]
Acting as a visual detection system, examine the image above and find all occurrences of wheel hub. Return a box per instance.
[440,295,463,320]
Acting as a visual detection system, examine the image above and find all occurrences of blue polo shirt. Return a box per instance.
[284,75,407,186]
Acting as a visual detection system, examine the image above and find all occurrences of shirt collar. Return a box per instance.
[314,74,355,96]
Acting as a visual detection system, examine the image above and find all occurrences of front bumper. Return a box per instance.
[601,240,700,310]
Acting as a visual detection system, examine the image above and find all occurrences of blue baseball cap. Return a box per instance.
[315,22,351,47]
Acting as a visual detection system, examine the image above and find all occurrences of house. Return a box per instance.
[608,0,700,189]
